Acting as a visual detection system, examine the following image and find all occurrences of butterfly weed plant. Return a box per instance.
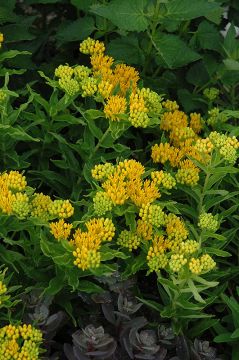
[0,35,238,358]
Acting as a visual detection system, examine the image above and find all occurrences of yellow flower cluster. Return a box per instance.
[91,162,115,181]
[54,38,164,127]
[92,159,160,208]
[104,95,127,121]
[143,210,215,275]
[162,99,179,111]
[0,324,42,360]
[151,170,176,190]
[48,199,74,219]
[93,191,114,216]
[49,219,73,240]
[0,33,4,49]
[138,88,163,114]
[209,131,239,164]
[0,280,7,306]
[129,93,149,128]
[0,171,74,226]
[198,213,218,232]
[189,254,216,274]
[147,235,168,272]
[72,218,115,270]
[139,203,165,227]
[117,230,141,251]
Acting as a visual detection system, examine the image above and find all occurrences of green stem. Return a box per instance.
[89,126,111,162]
[198,170,210,215]
[143,0,161,76]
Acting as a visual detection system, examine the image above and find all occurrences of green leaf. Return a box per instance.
[214,333,236,343]
[108,35,144,65]
[231,329,239,339]
[56,17,95,43]
[187,279,205,303]
[0,124,39,142]
[194,20,222,52]
[204,248,231,257]
[77,280,104,294]
[165,0,220,21]
[153,32,201,69]
[100,246,129,261]
[45,275,65,296]
[0,50,31,62]
[136,297,163,313]
[90,0,149,32]
[2,21,36,43]
[224,59,239,71]
[189,319,219,338]
[71,0,94,11]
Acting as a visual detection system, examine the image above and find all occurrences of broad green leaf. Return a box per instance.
[71,0,94,11]
[108,35,145,65]
[90,0,149,32]
[56,17,95,43]
[164,0,220,21]
[153,32,201,69]
[2,22,36,43]
[45,275,65,296]
[194,20,222,52]
[224,59,239,71]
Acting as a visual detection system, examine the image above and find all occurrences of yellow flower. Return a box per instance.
[136,219,153,241]
[59,77,79,96]
[117,159,145,180]
[2,170,27,191]
[176,159,200,186]
[165,213,188,249]
[91,54,114,75]
[50,219,73,240]
[190,112,202,134]
[12,192,30,219]
[48,199,74,219]
[91,163,115,181]
[147,235,168,272]
[160,110,187,132]
[188,257,203,274]
[93,191,114,216]
[85,217,115,242]
[0,182,14,215]
[81,77,97,97]
[98,80,113,99]
[102,170,129,205]
[162,99,179,111]
[128,178,160,207]
[31,192,52,220]
[139,203,165,227]
[129,93,149,128]
[0,33,4,45]
[138,87,162,114]
[151,143,183,167]
[74,65,91,81]
[104,95,127,121]
[112,63,139,95]
[55,64,73,79]
[80,37,105,55]
[117,230,141,251]
[169,254,187,272]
